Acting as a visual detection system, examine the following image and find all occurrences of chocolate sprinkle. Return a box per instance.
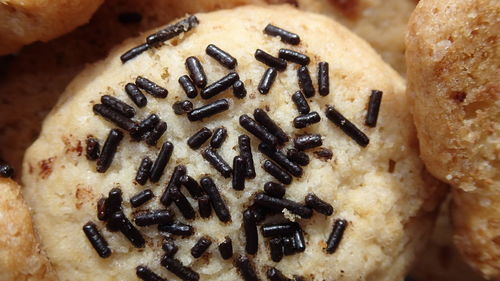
[293,225,306,252]
[179,175,204,198]
[294,134,322,151]
[200,177,231,222]
[239,114,278,146]
[96,129,123,173]
[85,137,100,161]
[232,156,246,191]
[267,267,293,281]
[104,188,123,220]
[170,187,196,220]
[313,148,333,161]
[206,44,237,69]
[286,148,310,166]
[200,72,239,99]
[101,95,136,118]
[254,108,289,144]
[187,99,229,121]
[125,83,147,107]
[261,222,296,237]
[269,237,283,262]
[264,181,286,198]
[210,127,227,148]
[136,76,168,98]
[282,236,296,256]
[97,198,107,221]
[262,160,292,185]
[235,255,259,281]
[278,48,310,65]
[365,90,383,127]
[255,49,287,71]
[202,147,232,178]
[134,209,174,226]
[136,265,167,281]
[149,141,174,182]
[264,24,300,45]
[145,121,167,146]
[135,156,153,185]
[233,80,247,99]
[161,256,200,281]
[172,100,194,115]
[82,222,111,258]
[218,236,233,260]
[259,143,302,177]
[258,67,278,94]
[93,104,137,132]
[160,165,186,206]
[185,56,207,89]
[187,127,212,149]
[238,135,256,179]
[191,236,212,258]
[291,91,310,114]
[305,193,334,216]
[162,238,178,257]
[178,75,198,98]
[158,222,194,237]
[120,43,150,63]
[198,195,212,218]
[297,66,315,97]
[109,211,145,248]
[243,209,259,255]
[254,193,312,218]
[293,111,321,128]
[318,62,329,96]
[130,189,154,208]
[325,105,369,147]
[132,114,160,140]
[146,15,199,46]
[326,219,348,254]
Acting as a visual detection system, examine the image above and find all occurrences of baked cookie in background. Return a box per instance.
[0,0,104,55]
[406,0,500,279]
[0,177,56,281]
[22,5,445,280]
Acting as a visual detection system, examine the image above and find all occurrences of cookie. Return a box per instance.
[0,0,104,55]
[406,0,500,279]
[0,177,56,281]
[22,5,444,280]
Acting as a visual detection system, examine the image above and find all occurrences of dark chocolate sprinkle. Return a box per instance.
[239,114,277,146]
[282,236,296,256]
[291,91,310,114]
[325,105,369,147]
[218,236,233,260]
[145,121,167,146]
[134,209,174,226]
[135,156,153,185]
[243,209,258,255]
[101,95,135,118]
[278,48,310,65]
[233,80,247,99]
[318,62,329,96]
[249,204,267,223]
[191,236,212,258]
[187,99,229,121]
[313,148,333,161]
[136,76,168,98]
[97,198,107,221]
[253,108,289,144]
[93,104,137,132]
[178,75,198,98]
[234,255,259,281]
[136,266,167,281]
[232,156,246,191]
[305,193,334,216]
[109,211,145,248]
[82,222,111,258]
[259,143,302,177]
[262,160,292,185]
[200,72,239,99]
[132,114,160,140]
[185,56,207,89]
[294,134,322,151]
[120,43,150,63]
[254,193,312,218]
[179,175,203,198]
[85,137,100,161]
[365,90,383,127]
[96,129,123,173]
[150,141,174,182]
[210,127,227,148]
[326,219,348,254]
[202,147,232,178]
[293,225,306,252]
[293,111,321,129]
[160,165,186,206]
[161,256,200,281]
[0,163,13,178]
[264,24,300,45]
[118,12,142,24]
[187,127,212,149]
[267,267,293,281]
[162,238,178,257]
[269,237,283,262]
[198,195,212,218]
[286,148,310,166]
[104,188,123,220]
[130,189,154,208]
[146,15,199,46]
[238,135,256,179]
[173,100,194,115]
[170,187,196,220]
[258,67,278,95]
[200,177,231,222]
[158,222,194,237]
[263,181,286,198]
[261,222,297,237]
[255,49,287,71]
[297,66,315,97]
[206,44,237,69]
[125,83,147,108]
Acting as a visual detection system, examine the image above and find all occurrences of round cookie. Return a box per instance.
[22,5,444,281]
[0,0,104,55]
[0,177,56,281]
[406,0,500,279]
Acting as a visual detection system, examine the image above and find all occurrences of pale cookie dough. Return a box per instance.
[406,0,500,279]
[0,177,56,281]
[0,0,104,55]
[22,5,444,281]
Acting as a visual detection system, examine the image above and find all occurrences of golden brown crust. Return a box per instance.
[0,178,56,281]
[406,0,500,279]
[0,0,104,55]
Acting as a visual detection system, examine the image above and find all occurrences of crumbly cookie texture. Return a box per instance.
[0,178,56,281]
[406,0,500,279]
[0,0,104,55]
[22,5,443,281]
